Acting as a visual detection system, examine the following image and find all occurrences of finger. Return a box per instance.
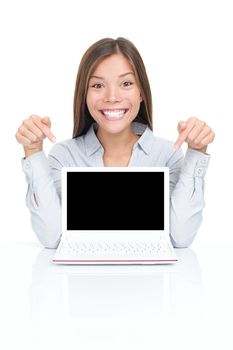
[186,121,206,143]
[18,125,39,143]
[175,120,196,149]
[177,121,187,134]
[16,132,33,146]
[41,116,51,128]
[22,119,45,140]
[31,115,56,142]
[192,126,211,145]
[199,131,215,147]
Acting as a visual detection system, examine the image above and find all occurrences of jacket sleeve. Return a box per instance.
[22,151,62,248]
[167,148,210,248]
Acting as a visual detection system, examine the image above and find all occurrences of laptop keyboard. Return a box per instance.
[55,238,175,261]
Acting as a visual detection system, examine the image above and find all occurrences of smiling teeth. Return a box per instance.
[102,109,127,119]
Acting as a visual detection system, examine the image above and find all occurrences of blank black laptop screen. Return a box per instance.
[66,171,164,230]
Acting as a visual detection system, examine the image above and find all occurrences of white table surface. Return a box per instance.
[1,237,232,350]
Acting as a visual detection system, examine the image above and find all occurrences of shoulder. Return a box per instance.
[49,137,82,154]
[48,136,85,165]
[152,135,176,149]
[154,135,184,163]
[153,135,180,154]
[143,127,184,159]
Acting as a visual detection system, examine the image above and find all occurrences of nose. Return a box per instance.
[103,86,122,103]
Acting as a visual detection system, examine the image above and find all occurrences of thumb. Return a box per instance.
[177,120,187,134]
[42,116,51,128]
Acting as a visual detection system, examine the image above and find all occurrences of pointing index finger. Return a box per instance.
[175,120,195,149]
[175,131,188,149]
[33,117,56,142]
[43,127,56,143]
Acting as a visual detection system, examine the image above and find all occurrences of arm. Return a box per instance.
[169,116,214,247]
[22,151,62,248]
[16,115,60,248]
[168,148,210,248]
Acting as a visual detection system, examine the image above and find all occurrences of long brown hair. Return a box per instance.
[73,37,153,138]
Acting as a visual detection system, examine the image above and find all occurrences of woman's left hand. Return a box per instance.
[175,117,215,153]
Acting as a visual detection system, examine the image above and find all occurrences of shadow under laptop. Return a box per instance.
[29,248,204,324]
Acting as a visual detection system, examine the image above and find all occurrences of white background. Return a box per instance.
[0,0,233,349]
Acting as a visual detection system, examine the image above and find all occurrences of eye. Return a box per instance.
[91,83,103,89]
[122,81,133,87]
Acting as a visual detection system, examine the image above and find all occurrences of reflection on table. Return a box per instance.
[29,248,204,322]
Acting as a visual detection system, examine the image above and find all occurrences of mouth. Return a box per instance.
[99,108,129,121]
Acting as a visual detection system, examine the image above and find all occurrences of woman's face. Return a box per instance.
[86,53,142,135]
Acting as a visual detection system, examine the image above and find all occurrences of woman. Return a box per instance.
[15,37,215,248]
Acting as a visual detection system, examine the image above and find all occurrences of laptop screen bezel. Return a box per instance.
[62,167,169,241]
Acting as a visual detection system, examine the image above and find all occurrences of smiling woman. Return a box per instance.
[72,38,152,138]
[85,54,144,164]
[86,55,142,136]
[15,37,215,248]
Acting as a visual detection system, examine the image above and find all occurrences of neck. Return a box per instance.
[97,126,139,156]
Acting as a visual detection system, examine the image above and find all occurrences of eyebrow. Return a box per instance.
[89,72,135,80]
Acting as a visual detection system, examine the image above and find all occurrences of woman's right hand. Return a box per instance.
[15,115,56,158]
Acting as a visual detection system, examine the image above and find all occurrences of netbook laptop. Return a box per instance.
[52,167,177,264]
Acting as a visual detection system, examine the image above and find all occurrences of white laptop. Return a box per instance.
[52,167,177,264]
